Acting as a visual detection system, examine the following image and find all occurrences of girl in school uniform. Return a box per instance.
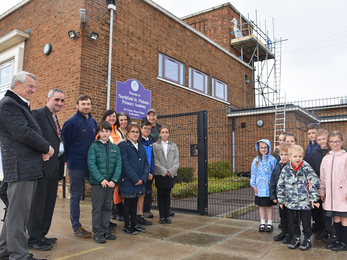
[153,126,179,224]
[320,131,347,251]
[250,139,277,232]
[118,124,149,235]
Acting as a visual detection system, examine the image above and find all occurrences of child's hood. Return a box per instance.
[255,139,272,153]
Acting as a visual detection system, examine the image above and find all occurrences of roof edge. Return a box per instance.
[0,0,31,20]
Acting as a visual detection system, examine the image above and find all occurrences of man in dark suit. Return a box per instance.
[28,89,66,251]
[0,71,54,260]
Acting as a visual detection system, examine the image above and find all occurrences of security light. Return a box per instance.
[68,30,80,39]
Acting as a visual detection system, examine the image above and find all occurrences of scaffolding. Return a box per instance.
[230,14,280,107]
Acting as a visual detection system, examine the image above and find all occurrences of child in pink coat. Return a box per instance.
[320,131,347,251]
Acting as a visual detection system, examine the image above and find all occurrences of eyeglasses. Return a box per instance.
[129,130,139,134]
[142,127,151,131]
[259,147,268,150]
[329,140,342,144]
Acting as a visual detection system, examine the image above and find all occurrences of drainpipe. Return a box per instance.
[107,3,116,110]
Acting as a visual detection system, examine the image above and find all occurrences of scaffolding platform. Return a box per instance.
[230,34,274,61]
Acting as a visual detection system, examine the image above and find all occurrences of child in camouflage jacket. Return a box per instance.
[277,145,320,251]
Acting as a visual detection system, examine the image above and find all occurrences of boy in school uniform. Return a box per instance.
[309,129,336,243]
[270,143,292,244]
[88,121,122,243]
[136,121,155,225]
[304,124,321,162]
[273,132,287,162]
[277,145,320,251]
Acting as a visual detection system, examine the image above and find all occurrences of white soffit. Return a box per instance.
[0,29,30,52]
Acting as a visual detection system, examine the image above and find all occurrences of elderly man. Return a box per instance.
[28,89,66,251]
[0,71,54,260]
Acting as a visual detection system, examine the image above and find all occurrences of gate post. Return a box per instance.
[197,110,208,215]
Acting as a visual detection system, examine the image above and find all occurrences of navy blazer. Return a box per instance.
[118,140,149,196]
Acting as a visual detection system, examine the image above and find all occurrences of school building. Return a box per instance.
[1,0,346,200]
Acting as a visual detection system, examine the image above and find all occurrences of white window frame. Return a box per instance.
[189,67,209,94]
[212,77,228,101]
[158,53,185,86]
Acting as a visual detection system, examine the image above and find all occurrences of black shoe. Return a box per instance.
[166,217,172,224]
[159,218,166,224]
[29,241,53,251]
[326,240,339,249]
[27,256,46,260]
[123,227,137,235]
[169,211,175,217]
[41,237,57,244]
[265,224,273,232]
[299,238,312,250]
[93,235,106,243]
[274,232,286,241]
[111,214,117,220]
[143,211,154,218]
[104,232,117,240]
[133,225,147,233]
[283,234,293,244]
[288,237,300,249]
[138,217,153,225]
[315,230,328,240]
[331,242,347,251]
[322,233,337,244]
[259,224,266,232]
[116,215,124,221]
[109,221,117,228]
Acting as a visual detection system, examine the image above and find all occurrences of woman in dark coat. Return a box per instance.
[118,124,149,235]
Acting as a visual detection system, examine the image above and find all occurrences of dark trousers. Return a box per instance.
[91,186,113,237]
[123,197,138,228]
[279,205,291,235]
[311,200,324,231]
[0,181,37,260]
[143,179,153,213]
[28,167,59,246]
[68,169,90,231]
[288,209,312,238]
[157,188,171,219]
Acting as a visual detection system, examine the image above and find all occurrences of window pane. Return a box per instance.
[158,53,163,77]
[215,81,225,99]
[0,65,11,85]
[193,70,204,92]
[180,63,184,85]
[164,58,179,82]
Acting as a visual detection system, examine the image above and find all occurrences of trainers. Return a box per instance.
[159,218,166,224]
[104,232,117,240]
[265,224,273,232]
[322,233,337,244]
[166,217,172,224]
[283,234,293,244]
[143,211,154,218]
[133,225,147,233]
[315,230,327,240]
[169,211,175,217]
[123,226,137,235]
[326,240,339,249]
[299,238,312,250]
[274,232,286,241]
[288,237,300,249]
[138,217,153,225]
[93,235,106,243]
[74,227,92,238]
[259,224,266,232]
[116,215,124,221]
[331,242,347,251]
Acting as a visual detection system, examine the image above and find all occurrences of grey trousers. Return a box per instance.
[0,180,37,260]
[91,185,113,237]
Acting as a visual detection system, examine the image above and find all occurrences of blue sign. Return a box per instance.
[116,79,151,119]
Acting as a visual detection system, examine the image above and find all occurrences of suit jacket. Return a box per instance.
[32,106,65,180]
[0,90,50,182]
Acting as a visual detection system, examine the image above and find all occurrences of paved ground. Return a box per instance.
[0,198,346,260]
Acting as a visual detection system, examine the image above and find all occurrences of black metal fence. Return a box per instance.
[151,101,347,222]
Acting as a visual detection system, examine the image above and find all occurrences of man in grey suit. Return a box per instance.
[28,89,65,251]
[0,71,54,260]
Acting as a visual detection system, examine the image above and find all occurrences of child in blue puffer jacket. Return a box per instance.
[250,139,277,232]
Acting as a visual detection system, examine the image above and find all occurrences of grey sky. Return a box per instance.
[2,0,346,103]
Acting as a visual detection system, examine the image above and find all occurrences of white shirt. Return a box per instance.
[161,140,168,160]
[10,90,29,105]
[130,140,138,150]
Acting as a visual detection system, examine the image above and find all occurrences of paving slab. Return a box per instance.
[167,231,226,247]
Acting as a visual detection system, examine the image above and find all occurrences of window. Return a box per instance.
[158,53,184,85]
[212,78,228,101]
[189,67,208,94]
[0,60,14,100]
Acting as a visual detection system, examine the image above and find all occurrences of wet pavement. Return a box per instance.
[0,198,346,260]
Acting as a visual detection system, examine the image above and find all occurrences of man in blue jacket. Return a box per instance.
[62,95,97,238]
